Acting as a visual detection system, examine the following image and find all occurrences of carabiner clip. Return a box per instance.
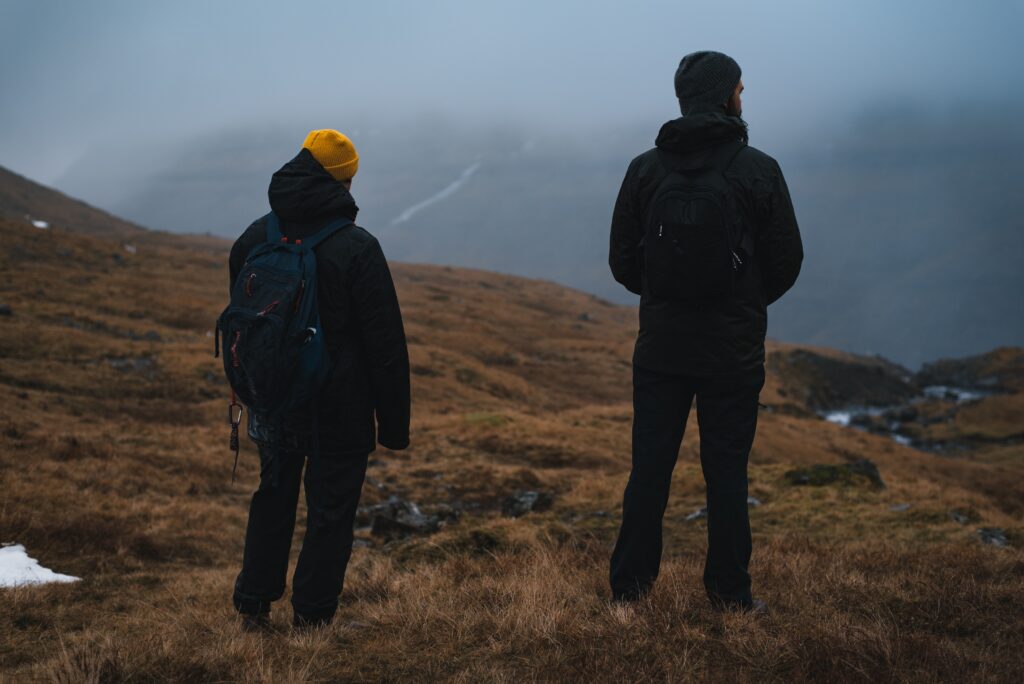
[228,401,243,427]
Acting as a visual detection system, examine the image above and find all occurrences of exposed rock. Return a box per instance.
[784,459,885,489]
[976,528,1009,547]
[364,476,387,491]
[106,355,158,378]
[948,510,974,525]
[771,349,919,411]
[502,490,553,518]
[916,347,1024,393]
[889,503,912,512]
[357,496,460,540]
[0,304,11,317]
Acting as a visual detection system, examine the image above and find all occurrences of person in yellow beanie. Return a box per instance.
[227,128,409,632]
[302,129,359,185]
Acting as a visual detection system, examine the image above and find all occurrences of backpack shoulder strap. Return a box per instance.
[263,212,283,244]
[300,216,355,250]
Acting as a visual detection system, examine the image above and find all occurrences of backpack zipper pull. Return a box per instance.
[658,224,663,237]
[732,250,743,271]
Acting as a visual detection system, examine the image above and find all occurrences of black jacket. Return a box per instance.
[609,113,803,376]
[229,149,410,454]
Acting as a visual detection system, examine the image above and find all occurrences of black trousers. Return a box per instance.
[610,363,765,605]
[233,444,368,623]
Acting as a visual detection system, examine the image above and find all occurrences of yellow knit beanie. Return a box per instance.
[302,129,359,181]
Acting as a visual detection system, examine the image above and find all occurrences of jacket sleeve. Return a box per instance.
[756,160,804,305]
[609,158,644,295]
[351,237,411,450]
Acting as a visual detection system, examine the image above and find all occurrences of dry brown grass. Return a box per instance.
[2,215,1023,682]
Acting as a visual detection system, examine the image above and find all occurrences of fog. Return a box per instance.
[2,1,1022,367]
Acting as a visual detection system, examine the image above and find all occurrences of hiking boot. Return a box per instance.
[611,592,644,605]
[710,596,768,615]
[293,614,332,633]
[610,584,650,604]
[239,612,271,633]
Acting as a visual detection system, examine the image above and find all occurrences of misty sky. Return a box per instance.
[2,0,1021,185]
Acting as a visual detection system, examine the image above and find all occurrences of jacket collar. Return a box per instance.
[655,113,748,154]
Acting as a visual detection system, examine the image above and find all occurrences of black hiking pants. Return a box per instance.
[610,363,765,605]
[233,444,368,625]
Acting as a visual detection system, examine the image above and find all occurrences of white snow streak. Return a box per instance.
[0,544,80,588]
[391,162,481,225]
[824,411,852,427]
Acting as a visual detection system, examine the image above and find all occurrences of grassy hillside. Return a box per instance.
[1,205,1022,681]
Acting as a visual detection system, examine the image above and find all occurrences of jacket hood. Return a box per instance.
[655,112,748,155]
[268,148,359,224]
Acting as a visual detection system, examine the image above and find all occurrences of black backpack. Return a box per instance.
[215,212,351,478]
[641,139,750,300]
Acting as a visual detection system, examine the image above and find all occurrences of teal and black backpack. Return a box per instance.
[216,212,352,475]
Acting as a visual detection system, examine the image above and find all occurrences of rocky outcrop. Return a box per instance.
[357,497,461,540]
[976,528,1009,547]
[502,491,554,518]
[916,347,1024,393]
[769,349,918,411]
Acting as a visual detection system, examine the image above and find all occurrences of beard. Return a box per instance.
[723,99,749,141]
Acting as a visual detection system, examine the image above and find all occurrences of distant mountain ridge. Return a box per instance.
[46,104,1024,367]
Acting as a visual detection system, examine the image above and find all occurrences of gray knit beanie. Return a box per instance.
[674,51,742,115]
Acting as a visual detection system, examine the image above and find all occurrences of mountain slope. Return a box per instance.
[0,174,1021,682]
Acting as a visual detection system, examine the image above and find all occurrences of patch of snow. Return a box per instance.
[32,219,49,229]
[892,434,913,446]
[824,411,852,427]
[0,544,80,588]
[123,244,137,254]
[391,161,482,225]
[922,385,986,403]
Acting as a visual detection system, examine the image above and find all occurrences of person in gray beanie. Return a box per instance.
[608,50,803,613]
